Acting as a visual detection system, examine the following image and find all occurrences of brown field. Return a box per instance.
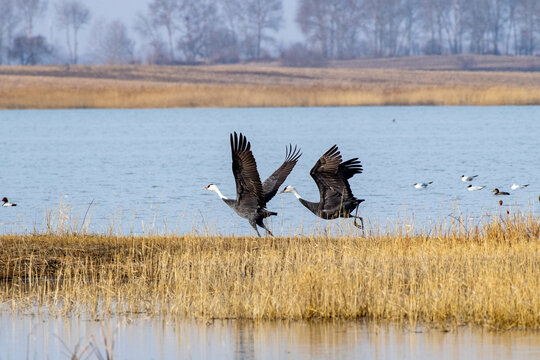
[1,212,539,330]
[1,55,540,108]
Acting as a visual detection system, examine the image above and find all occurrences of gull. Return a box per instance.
[414,182,432,189]
[461,175,478,182]
[467,185,485,191]
[511,184,529,190]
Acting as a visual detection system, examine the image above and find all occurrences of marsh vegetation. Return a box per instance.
[1,212,538,330]
[1,61,540,109]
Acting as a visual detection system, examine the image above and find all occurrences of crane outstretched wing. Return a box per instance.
[310,145,362,206]
[262,144,302,203]
[337,157,362,196]
[231,132,265,209]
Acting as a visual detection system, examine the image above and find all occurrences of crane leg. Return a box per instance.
[258,220,274,237]
[352,205,364,235]
[250,221,261,237]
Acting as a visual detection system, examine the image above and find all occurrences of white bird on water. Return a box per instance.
[511,184,529,190]
[461,175,478,182]
[414,182,433,189]
[467,185,485,191]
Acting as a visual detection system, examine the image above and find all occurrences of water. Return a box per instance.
[1,106,538,235]
[1,107,539,358]
[1,313,539,360]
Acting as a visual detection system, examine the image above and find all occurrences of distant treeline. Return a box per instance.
[0,0,538,66]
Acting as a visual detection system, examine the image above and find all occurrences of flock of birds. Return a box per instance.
[413,174,529,196]
[2,131,534,237]
[203,132,364,237]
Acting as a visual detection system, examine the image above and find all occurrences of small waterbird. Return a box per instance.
[280,145,365,229]
[461,175,478,182]
[2,197,17,207]
[493,188,510,196]
[414,182,433,189]
[511,184,529,190]
[203,132,301,237]
[467,185,485,191]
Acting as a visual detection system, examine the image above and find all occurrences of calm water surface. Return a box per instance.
[1,106,538,235]
[1,313,539,360]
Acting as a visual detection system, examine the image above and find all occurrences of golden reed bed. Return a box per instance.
[1,63,540,108]
[1,213,538,330]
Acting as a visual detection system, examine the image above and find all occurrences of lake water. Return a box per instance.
[1,107,539,358]
[1,312,539,360]
[1,106,539,236]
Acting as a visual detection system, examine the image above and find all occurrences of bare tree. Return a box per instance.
[244,0,282,59]
[9,34,53,64]
[148,0,180,62]
[441,0,467,54]
[134,13,169,64]
[516,0,539,55]
[18,0,48,37]
[177,0,219,62]
[420,0,447,54]
[0,0,20,64]
[91,19,134,64]
[55,0,90,64]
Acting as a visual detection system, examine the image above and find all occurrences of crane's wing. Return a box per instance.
[230,132,265,209]
[337,157,363,197]
[262,144,302,203]
[310,145,362,207]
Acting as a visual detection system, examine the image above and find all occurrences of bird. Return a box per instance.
[279,145,365,229]
[467,185,485,191]
[203,132,301,237]
[511,184,529,190]
[493,188,510,196]
[414,182,432,189]
[2,197,17,207]
[461,175,478,182]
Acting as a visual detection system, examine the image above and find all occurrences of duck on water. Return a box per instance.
[2,197,17,207]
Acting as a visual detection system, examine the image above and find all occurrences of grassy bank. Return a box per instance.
[1,213,539,329]
[1,60,540,108]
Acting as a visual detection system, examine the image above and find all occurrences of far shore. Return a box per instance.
[1,55,540,108]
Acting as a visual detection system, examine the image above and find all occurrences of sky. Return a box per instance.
[40,0,304,60]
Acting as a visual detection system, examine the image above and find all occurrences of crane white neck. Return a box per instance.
[211,185,228,200]
[289,187,302,200]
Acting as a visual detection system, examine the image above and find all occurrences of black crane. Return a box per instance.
[204,132,301,237]
[279,145,365,229]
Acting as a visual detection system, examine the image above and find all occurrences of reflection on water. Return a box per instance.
[1,313,539,360]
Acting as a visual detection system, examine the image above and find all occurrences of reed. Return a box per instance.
[1,65,539,108]
[1,212,538,330]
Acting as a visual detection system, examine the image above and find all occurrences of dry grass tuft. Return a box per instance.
[1,212,538,330]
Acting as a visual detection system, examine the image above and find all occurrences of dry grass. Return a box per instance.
[1,212,538,330]
[1,61,539,108]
